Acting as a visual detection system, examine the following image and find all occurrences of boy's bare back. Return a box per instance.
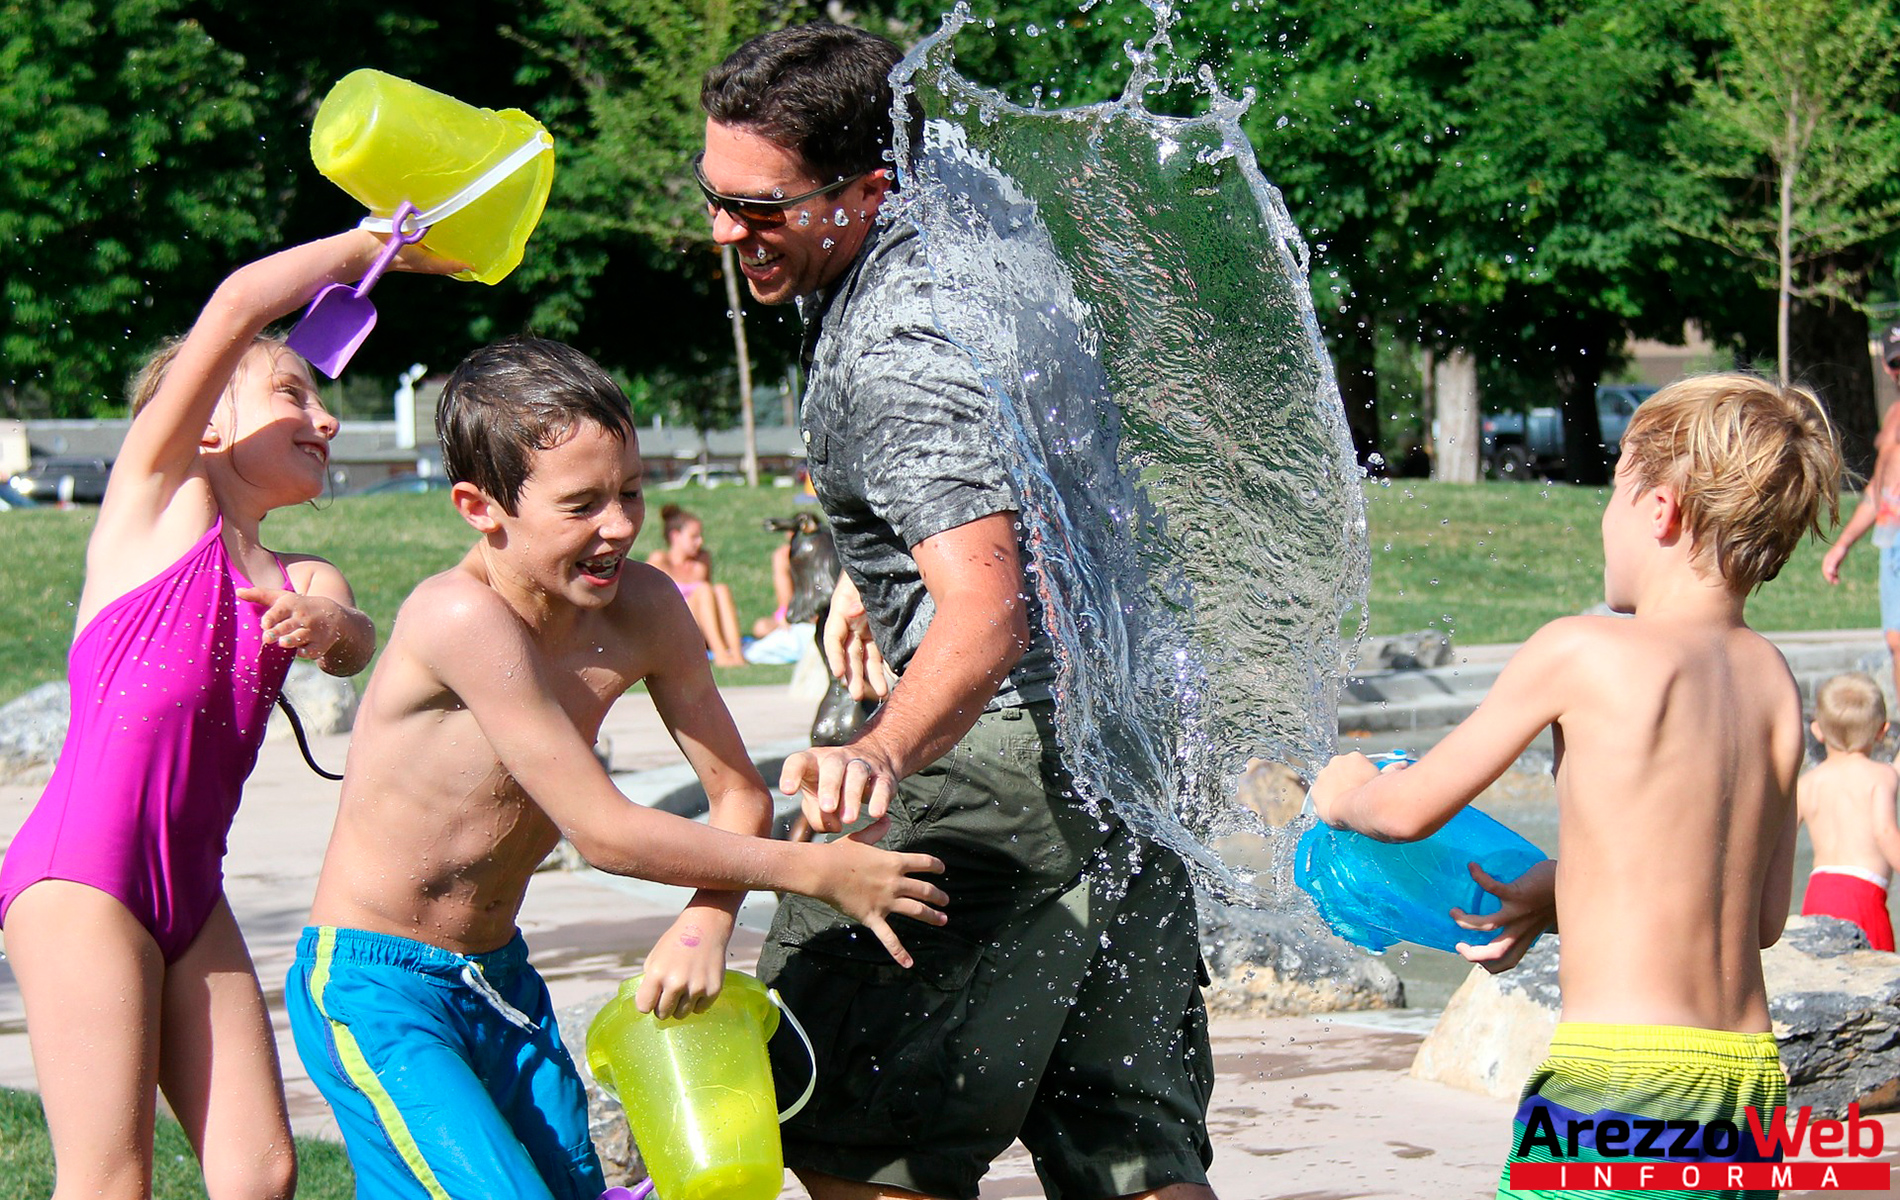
[308,550,720,954]
[1523,612,1800,1031]
[1798,753,1900,879]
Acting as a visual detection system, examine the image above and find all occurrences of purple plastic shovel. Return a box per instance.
[286,202,425,378]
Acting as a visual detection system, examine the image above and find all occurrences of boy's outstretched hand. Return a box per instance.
[811,819,947,968]
[1453,858,1557,973]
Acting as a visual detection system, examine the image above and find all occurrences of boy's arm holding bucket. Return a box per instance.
[637,619,778,1018]
[1312,619,1580,840]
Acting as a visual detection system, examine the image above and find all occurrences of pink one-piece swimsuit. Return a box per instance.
[0,516,294,962]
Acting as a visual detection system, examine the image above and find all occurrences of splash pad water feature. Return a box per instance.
[891,6,1367,912]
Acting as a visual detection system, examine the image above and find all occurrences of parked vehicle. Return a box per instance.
[1482,384,1657,481]
[0,477,41,510]
[11,456,112,504]
[343,472,455,497]
[655,463,748,490]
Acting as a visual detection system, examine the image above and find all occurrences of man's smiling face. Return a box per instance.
[699,120,889,305]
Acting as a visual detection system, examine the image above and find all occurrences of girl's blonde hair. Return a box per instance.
[126,334,291,418]
[1618,373,1844,592]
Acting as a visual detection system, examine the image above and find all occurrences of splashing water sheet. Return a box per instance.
[891,6,1368,909]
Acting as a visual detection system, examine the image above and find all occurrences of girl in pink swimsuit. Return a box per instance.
[646,503,748,666]
[0,234,456,1198]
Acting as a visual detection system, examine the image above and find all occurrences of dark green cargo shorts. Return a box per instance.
[757,702,1214,1200]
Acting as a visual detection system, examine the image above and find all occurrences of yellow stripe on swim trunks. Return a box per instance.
[312,925,454,1200]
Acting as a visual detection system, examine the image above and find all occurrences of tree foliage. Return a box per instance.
[1671,0,1900,385]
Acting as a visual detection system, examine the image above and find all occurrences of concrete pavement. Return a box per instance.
[2,645,1897,1198]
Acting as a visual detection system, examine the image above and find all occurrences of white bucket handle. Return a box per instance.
[357,130,553,237]
[768,987,816,1123]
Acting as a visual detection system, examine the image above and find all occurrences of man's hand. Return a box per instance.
[823,572,890,701]
[780,741,903,835]
[238,586,351,661]
[1454,859,1557,973]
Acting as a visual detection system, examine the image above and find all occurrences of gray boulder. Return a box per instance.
[1198,898,1405,1016]
[556,994,644,1187]
[265,659,358,741]
[0,681,70,785]
[1768,917,1900,1114]
[1352,630,1455,673]
[1411,918,1900,1115]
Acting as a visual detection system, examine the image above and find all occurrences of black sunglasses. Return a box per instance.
[691,152,871,230]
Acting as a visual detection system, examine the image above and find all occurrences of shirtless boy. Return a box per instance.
[1312,373,1842,1196]
[1796,671,1900,950]
[285,336,945,1200]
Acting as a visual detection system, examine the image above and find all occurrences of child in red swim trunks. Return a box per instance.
[1797,672,1900,951]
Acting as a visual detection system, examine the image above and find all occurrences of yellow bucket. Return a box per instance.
[586,971,814,1200]
[309,69,555,285]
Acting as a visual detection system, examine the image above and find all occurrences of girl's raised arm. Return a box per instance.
[106,232,459,519]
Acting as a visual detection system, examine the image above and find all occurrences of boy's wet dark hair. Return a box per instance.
[701,23,921,184]
[437,335,635,514]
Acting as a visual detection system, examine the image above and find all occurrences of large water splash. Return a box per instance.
[891,6,1368,904]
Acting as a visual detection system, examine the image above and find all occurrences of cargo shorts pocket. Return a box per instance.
[768,908,987,1144]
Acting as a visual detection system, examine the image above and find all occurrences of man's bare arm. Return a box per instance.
[783,511,1030,832]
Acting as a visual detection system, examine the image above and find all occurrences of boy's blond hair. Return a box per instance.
[1814,671,1887,753]
[1619,373,1843,591]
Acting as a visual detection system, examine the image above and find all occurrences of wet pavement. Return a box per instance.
[2,649,1897,1198]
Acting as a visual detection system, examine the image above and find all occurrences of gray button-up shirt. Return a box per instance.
[797,215,1055,710]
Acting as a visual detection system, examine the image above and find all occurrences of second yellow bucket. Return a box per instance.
[309,68,555,285]
[586,971,814,1200]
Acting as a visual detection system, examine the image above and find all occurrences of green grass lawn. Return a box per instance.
[0,479,1876,706]
[0,1087,355,1199]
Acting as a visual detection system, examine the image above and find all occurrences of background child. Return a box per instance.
[286,336,945,1200]
[647,503,747,666]
[1796,671,1900,950]
[1312,373,1842,1195]
[0,232,454,1199]
[1821,402,1900,700]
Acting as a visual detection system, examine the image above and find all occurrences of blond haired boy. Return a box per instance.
[1313,374,1842,1196]
[1796,671,1900,951]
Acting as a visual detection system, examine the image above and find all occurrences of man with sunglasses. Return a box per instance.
[698,23,1217,1200]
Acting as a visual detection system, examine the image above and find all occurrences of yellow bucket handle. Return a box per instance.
[767,987,816,1122]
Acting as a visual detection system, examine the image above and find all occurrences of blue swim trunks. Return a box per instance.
[286,926,605,1200]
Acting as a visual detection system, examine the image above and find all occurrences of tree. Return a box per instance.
[1670,0,1900,397]
[0,1,271,415]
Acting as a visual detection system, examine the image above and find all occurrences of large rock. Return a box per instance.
[1411,918,1900,1116]
[265,659,359,741]
[1198,899,1405,1016]
[1768,917,1900,1114]
[556,994,644,1187]
[0,681,69,785]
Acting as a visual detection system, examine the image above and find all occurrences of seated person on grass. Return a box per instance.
[285,336,945,1200]
[1796,671,1900,951]
[1313,374,1842,1196]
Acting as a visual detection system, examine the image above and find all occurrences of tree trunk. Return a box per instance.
[1790,270,1879,479]
[1554,323,1613,486]
[1333,312,1382,470]
[1431,350,1481,483]
[1778,137,1797,388]
[721,244,759,486]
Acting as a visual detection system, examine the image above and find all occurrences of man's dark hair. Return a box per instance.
[437,335,635,514]
[701,23,920,183]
